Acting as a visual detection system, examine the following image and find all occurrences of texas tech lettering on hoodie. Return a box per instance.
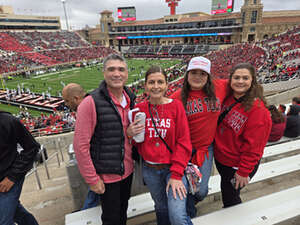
[133,99,192,180]
[146,118,171,138]
[223,110,247,134]
[214,96,272,177]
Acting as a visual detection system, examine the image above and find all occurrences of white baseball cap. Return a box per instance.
[187,56,211,74]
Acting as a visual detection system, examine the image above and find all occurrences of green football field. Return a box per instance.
[0,58,181,116]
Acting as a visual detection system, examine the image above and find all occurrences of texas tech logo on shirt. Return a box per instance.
[225,110,247,133]
[146,118,171,138]
[186,97,221,116]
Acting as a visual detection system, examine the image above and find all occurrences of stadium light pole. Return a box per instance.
[61,0,70,30]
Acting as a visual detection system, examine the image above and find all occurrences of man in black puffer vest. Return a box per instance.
[73,54,136,225]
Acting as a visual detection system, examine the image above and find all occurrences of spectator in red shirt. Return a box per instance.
[73,54,135,225]
[171,56,228,217]
[268,105,286,142]
[214,63,271,208]
[127,65,192,225]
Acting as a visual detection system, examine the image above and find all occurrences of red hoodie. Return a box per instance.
[214,96,272,177]
[134,99,192,180]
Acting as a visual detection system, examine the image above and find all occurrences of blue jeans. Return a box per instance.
[0,177,39,225]
[142,163,193,225]
[81,189,101,210]
[186,144,214,218]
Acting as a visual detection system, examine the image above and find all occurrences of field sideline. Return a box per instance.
[0,58,181,115]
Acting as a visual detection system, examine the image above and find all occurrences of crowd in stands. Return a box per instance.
[41,46,114,64]
[128,26,300,83]
[0,31,116,74]
[268,97,300,142]
[0,52,42,73]
[259,27,300,82]
[207,43,266,79]
[16,106,76,136]
[0,32,32,52]
[8,31,89,50]
[1,26,300,136]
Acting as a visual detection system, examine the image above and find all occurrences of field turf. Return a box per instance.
[0,58,181,115]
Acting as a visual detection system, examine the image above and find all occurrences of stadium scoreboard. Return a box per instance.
[211,0,234,15]
[117,7,136,22]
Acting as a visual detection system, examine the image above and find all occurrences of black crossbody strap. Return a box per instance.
[217,97,244,125]
[148,103,173,154]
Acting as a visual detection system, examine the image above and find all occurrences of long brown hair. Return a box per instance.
[268,105,285,123]
[180,62,216,110]
[228,63,267,111]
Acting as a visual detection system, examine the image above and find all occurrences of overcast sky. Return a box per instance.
[1,0,299,30]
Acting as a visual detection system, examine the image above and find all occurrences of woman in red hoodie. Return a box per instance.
[214,63,272,208]
[127,65,193,225]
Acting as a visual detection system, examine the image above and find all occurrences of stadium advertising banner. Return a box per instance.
[211,0,234,15]
[117,6,136,22]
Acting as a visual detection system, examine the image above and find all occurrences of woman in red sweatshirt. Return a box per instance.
[127,65,193,225]
[214,63,272,208]
[268,105,286,142]
[171,56,228,217]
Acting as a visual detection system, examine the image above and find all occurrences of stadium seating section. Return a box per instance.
[126,26,300,81]
[0,26,300,136]
[0,31,116,73]
[126,44,215,57]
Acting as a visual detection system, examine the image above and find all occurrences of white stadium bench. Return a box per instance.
[65,206,101,225]
[192,185,300,225]
[263,138,300,158]
[65,139,300,225]
[208,153,300,195]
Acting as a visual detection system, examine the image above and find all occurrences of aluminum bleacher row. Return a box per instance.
[65,136,300,225]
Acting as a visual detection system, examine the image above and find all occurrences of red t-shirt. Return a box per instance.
[171,79,228,166]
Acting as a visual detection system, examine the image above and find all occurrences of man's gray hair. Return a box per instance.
[102,54,127,71]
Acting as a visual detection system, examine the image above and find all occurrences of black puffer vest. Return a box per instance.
[89,81,135,175]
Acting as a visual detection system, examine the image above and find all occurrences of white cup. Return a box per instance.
[133,112,146,143]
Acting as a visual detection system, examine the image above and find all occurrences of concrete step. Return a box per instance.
[20,149,74,225]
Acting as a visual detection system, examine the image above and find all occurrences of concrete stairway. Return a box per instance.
[20,148,74,225]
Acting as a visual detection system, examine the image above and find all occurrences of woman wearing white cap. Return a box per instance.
[171,56,228,217]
